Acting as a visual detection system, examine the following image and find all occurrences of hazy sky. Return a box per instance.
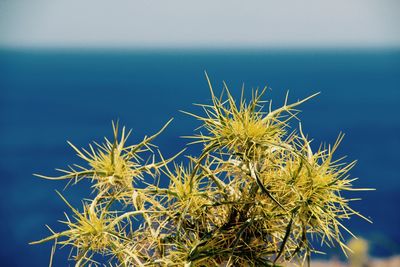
[1,0,399,48]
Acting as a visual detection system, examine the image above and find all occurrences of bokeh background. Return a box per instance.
[1,1,399,266]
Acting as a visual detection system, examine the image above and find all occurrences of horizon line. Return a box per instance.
[1,44,400,52]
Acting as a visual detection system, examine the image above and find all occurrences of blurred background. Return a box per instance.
[0,0,399,266]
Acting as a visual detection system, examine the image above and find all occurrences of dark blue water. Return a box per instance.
[0,49,399,266]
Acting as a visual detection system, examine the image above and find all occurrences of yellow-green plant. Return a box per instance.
[31,75,371,266]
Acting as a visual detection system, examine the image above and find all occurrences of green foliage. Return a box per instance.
[31,75,371,266]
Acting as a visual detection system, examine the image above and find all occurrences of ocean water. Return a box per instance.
[0,49,399,266]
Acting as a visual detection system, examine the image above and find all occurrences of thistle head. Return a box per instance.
[164,161,212,216]
[30,191,121,264]
[35,120,173,195]
[185,74,319,163]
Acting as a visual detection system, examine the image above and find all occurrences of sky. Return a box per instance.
[0,0,399,48]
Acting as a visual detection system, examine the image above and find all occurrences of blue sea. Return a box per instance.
[0,49,399,266]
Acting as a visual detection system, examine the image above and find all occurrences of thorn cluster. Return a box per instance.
[31,75,371,266]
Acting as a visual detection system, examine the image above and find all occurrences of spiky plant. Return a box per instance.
[31,75,372,266]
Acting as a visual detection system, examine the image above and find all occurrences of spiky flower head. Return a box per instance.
[185,74,319,162]
[29,191,121,265]
[35,120,173,195]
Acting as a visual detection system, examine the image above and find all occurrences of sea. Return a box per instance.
[0,48,399,266]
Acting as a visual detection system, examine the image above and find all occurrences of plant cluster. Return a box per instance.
[31,76,370,266]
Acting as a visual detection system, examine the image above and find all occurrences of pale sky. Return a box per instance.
[0,0,399,48]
